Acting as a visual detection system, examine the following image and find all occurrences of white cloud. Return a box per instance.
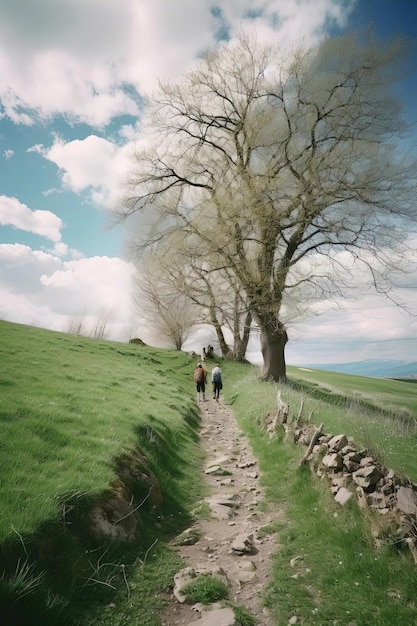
[0,0,356,127]
[51,242,68,257]
[0,0,140,126]
[31,135,134,208]
[9,0,356,212]
[2,0,416,366]
[1,240,416,363]
[0,195,63,242]
[285,286,417,364]
[0,243,137,340]
[242,241,417,365]
[26,50,139,126]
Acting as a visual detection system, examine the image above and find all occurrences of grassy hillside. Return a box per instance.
[0,321,203,625]
[288,365,417,416]
[2,320,417,625]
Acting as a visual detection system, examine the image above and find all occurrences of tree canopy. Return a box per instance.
[119,32,417,380]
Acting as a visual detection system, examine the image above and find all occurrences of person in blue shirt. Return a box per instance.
[211,364,222,401]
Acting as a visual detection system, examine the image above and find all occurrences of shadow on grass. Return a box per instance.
[0,407,201,626]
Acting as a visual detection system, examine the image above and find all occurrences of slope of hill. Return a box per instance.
[2,321,417,626]
[0,320,203,625]
[301,359,417,378]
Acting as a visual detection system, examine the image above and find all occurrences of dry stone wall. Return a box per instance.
[294,425,417,561]
[263,393,417,563]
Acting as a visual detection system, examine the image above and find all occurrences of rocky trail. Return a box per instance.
[160,396,284,626]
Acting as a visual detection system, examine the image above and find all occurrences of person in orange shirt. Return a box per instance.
[194,362,207,402]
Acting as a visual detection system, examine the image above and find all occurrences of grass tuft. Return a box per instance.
[3,321,417,625]
[181,574,228,604]
[232,604,257,626]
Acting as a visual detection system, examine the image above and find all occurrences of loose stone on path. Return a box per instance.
[160,396,280,626]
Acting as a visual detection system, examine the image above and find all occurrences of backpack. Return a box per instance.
[195,368,205,383]
[212,371,221,383]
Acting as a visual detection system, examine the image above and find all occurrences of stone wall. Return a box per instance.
[294,426,417,562]
[262,394,417,563]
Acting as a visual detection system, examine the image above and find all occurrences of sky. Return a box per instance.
[0,0,416,365]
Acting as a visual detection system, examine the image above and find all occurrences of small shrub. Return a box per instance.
[181,574,228,604]
[192,501,211,519]
[129,337,146,345]
[233,604,256,626]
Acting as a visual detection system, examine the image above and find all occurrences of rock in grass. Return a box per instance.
[172,527,202,546]
[173,567,196,603]
[187,606,237,626]
[321,453,343,471]
[352,465,383,491]
[334,487,353,506]
[205,465,233,476]
[396,486,417,516]
[327,434,349,451]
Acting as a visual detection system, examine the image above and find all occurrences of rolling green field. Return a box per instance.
[288,365,417,416]
[2,319,417,625]
[285,364,417,480]
[0,321,200,540]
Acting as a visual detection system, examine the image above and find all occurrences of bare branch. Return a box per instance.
[117,31,417,380]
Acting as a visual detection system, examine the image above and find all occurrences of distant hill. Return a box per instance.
[301,359,417,378]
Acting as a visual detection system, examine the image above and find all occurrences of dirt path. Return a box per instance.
[161,396,283,625]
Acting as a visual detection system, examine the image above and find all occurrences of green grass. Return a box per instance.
[181,574,229,604]
[284,367,417,481]
[0,321,203,625]
[0,321,199,539]
[288,365,417,419]
[222,364,417,481]
[3,320,417,625]
[84,544,184,626]
[232,605,257,626]
[222,367,417,626]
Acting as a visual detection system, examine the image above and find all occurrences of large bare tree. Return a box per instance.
[119,32,416,380]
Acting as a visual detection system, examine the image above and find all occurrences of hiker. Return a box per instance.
[211,364,222,401]
[194,362,207,402]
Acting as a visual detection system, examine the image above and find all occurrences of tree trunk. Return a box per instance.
[215,324,232,358]
[209,304,232,358]
[258,319,288,381]
[233,310,252,361]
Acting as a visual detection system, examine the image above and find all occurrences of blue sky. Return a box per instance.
[0,0,416,364]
